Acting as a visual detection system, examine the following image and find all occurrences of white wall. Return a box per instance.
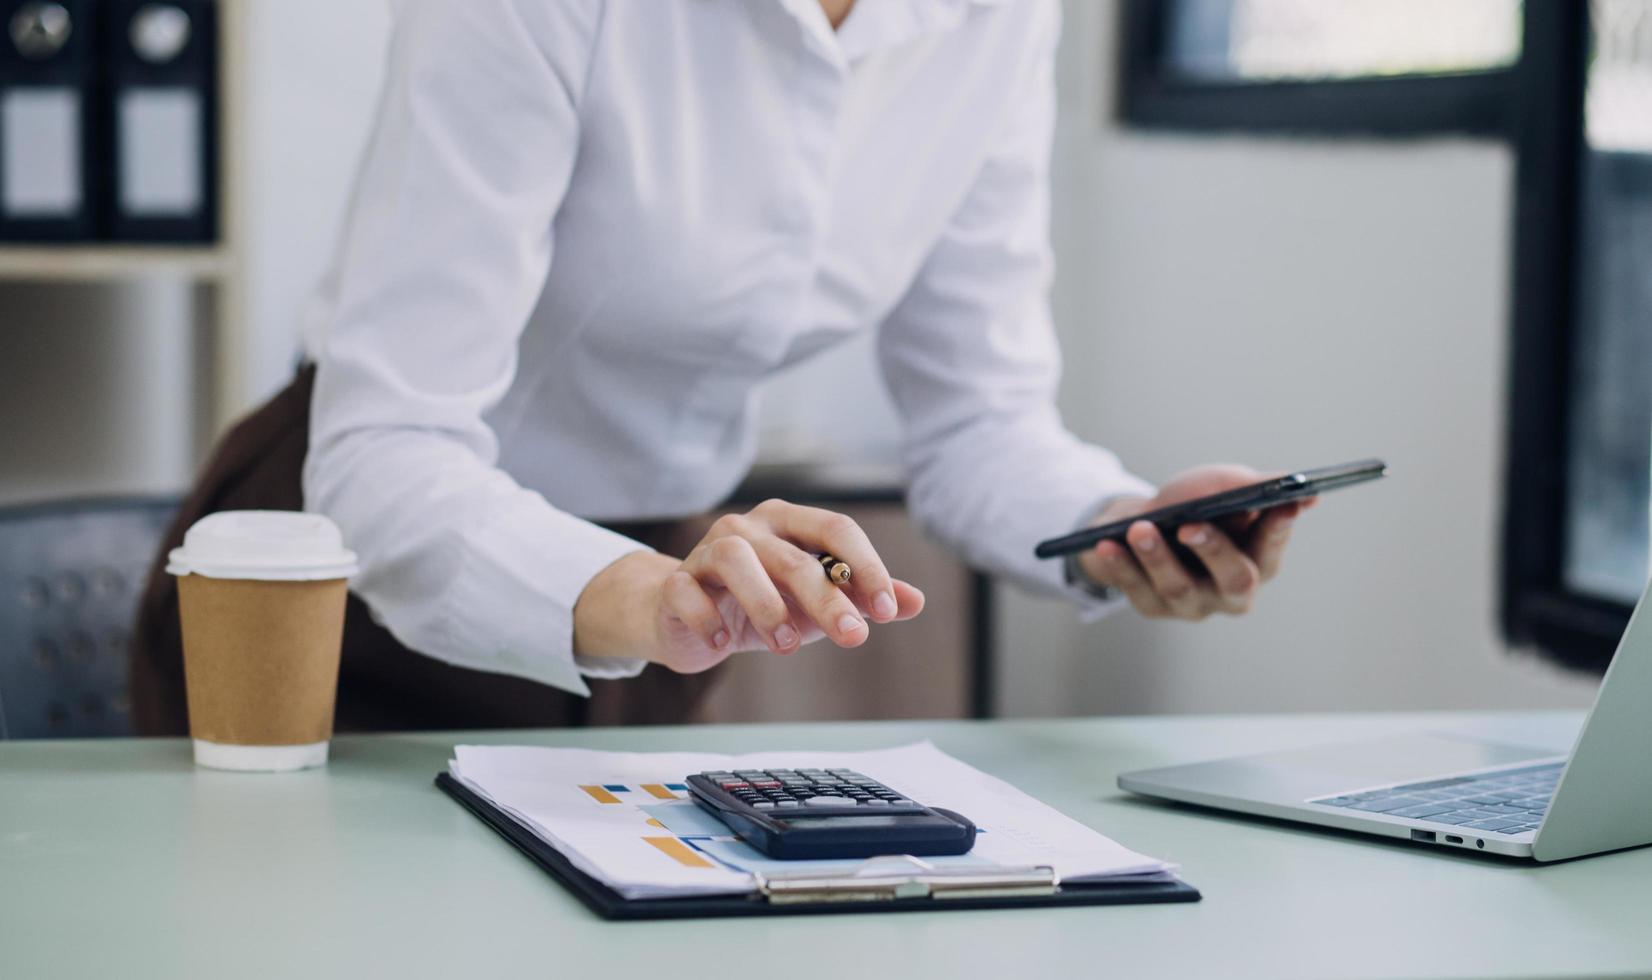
[240,0,392,405]
[994,0,1598,715]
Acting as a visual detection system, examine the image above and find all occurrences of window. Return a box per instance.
[1161,0,1522,82]
[1119,1,1652,672]
[1118,0,1524,135]
[1563,0,1652,605]
[1505,0,1652,671]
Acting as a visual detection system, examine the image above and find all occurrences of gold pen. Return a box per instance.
[816,553,851,585]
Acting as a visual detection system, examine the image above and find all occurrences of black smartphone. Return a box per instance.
[1033,458,1388,560]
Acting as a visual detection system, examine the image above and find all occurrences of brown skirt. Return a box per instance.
[130,366,723,735]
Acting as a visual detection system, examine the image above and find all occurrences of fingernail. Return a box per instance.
[1183,526,1209,546]
[712,629,730,649]
[838,613,864,635]
[873,591,897,619]
[773,624,799,649]
[1137,534,1157,553]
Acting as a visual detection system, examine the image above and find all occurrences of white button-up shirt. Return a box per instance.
[301,0,1152,696]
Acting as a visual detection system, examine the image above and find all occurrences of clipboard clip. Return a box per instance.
[755,855,1060,905]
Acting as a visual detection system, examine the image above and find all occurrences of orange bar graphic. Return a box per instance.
[645,818,667,829]
[579,785,622,804]
[641,783,679,800]
[644,836,715,869]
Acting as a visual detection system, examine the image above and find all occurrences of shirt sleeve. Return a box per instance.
[875,1,1155,614]
[302,0,648,695]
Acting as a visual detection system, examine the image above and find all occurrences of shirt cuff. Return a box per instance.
[575,653,649,681]
[447,495,653,697]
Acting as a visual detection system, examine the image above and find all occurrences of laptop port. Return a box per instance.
[1445,835,1464,844]
[1410,830,1437,843]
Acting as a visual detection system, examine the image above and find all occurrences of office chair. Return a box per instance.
[0,497,177,739]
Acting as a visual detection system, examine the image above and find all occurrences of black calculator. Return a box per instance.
[685,768,977,860]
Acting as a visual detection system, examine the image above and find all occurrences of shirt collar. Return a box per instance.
[777,0,1011,67]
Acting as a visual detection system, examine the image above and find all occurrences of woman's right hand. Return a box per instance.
[572,499,926,673]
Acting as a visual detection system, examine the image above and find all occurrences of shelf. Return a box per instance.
[0,246,231,283]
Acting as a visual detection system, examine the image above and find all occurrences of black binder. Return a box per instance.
[101,0,215,241]
[0,0,97,241]
[436,772,1201,920]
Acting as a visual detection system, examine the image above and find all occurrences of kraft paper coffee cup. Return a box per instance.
[167,511,358,772]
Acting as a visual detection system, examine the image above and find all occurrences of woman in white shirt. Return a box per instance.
[134,0,1310,733]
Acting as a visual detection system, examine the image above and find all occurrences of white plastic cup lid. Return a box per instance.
[167,510,359,581]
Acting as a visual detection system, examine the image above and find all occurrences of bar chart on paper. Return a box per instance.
[573,782,724,869]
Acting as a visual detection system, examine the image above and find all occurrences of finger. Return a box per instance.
[1249,504,1302,581]
[751,535,868,648]
[752,499,898,623]
[684,536,798,652]
[661,570,730,651]
[1089,540,1169,618]
[1127,521,1206,619]
[890,579,926,621]
[1177,523,1261,612]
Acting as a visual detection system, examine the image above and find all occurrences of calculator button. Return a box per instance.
[721,782,750,790]
[776,800,800,808]
[864,799,890,806]
[753,802,776,810]
[804,796,856,807]
[888,799,913,806]
[751,781,781,788]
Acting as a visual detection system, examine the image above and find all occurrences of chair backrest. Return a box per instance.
[0,497,177,739]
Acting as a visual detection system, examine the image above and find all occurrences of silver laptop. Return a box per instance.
[1119,577,1652,862]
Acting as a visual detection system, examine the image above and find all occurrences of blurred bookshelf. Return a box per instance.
[0,246,231,282]
[1,0,248,447]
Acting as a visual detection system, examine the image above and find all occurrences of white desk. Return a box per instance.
[3,711,1647,979]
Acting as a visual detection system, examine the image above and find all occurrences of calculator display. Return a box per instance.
[779,816,923,829]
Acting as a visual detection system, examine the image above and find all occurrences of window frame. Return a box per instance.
[1500,0,1625,673]
[1115,0,1520,138]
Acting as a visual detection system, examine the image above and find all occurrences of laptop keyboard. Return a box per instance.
[1312,761,1563,836]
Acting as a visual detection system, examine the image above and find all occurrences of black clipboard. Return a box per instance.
[436,773,1201,920]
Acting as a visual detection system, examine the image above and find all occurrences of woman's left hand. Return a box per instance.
[1075,464,1315,621]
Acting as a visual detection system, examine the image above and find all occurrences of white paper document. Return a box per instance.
[447,741,1174,900]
